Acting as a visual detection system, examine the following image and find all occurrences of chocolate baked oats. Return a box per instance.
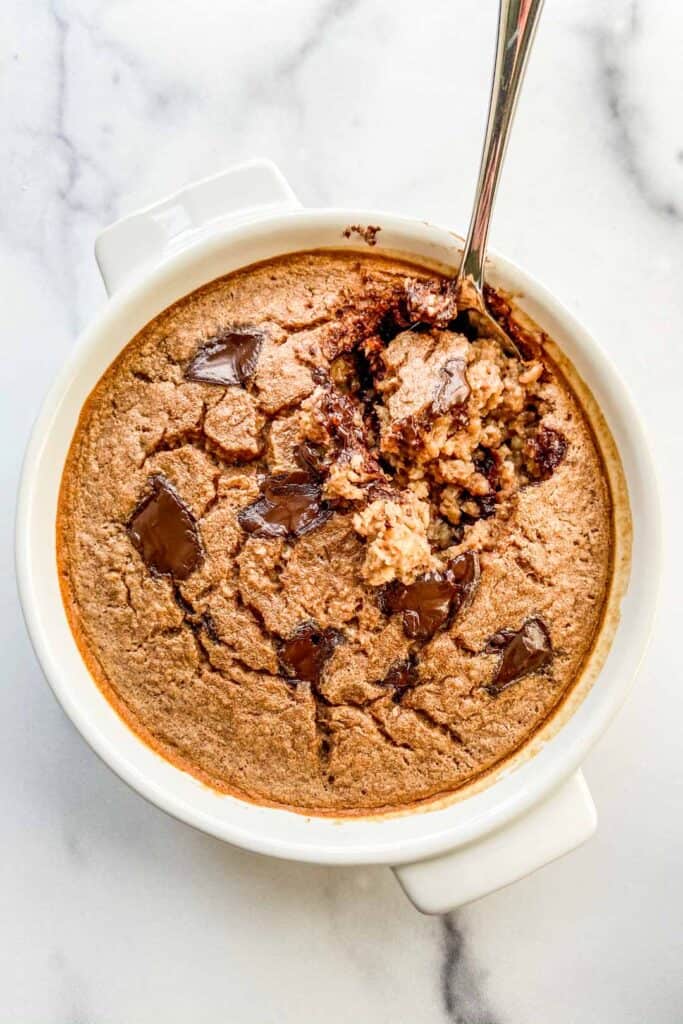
[57,251,612,813]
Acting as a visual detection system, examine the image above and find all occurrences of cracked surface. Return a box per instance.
[57,251,612,814]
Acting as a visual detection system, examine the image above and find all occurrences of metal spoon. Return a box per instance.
[456,0,545,358]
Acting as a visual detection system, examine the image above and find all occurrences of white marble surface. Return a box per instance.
[2,0,682,1019]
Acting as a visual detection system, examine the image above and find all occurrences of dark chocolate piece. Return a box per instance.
[307,381,386,485]
[473,447,500,490]
[380,551,480,640]
[279,621,344,684]
[532,426,568,480]
[128,475,203,580]
[318,386,367,453]
[380,658,419,701]
[486,617,553,694]
[404,278,459,328]
[186,329,263,386]
[237,471,331,539]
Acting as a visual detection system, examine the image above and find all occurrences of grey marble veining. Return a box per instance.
[590,0,683,221]
[2,1,682,1021]
[441,917,501,1024]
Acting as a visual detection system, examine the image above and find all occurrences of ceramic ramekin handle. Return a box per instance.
[95,159,300,296]
[393,771,596,913]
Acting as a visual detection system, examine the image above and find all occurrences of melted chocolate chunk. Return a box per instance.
[474,447,500,490]
[128,475,203,580]
[486,617,553,694]
[186,329,263,386]
[394,415,423,450]
[309,381,386,486]
[380,658,419,701]
[319,386,367,453]
[279,621,344,684]
[432,357,470,415]
[380,551,480,640]
[295,441,328,478]
[532,426,568,480]
[237,471,331,539]
[404,278,459,328]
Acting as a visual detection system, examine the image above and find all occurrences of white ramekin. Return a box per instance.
[16,160,660,913]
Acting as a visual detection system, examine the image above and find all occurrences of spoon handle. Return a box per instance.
[459,0,545,289]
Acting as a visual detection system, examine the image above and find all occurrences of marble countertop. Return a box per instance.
[3,0,682,1020]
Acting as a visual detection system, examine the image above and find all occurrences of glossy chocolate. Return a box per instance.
[186,329,263,386]
[380,658,419,700]
[238,471,331,539]
[128,475,203,580]
[486,617,553,694]
[279,621,344,684]
[381,551,480,640]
